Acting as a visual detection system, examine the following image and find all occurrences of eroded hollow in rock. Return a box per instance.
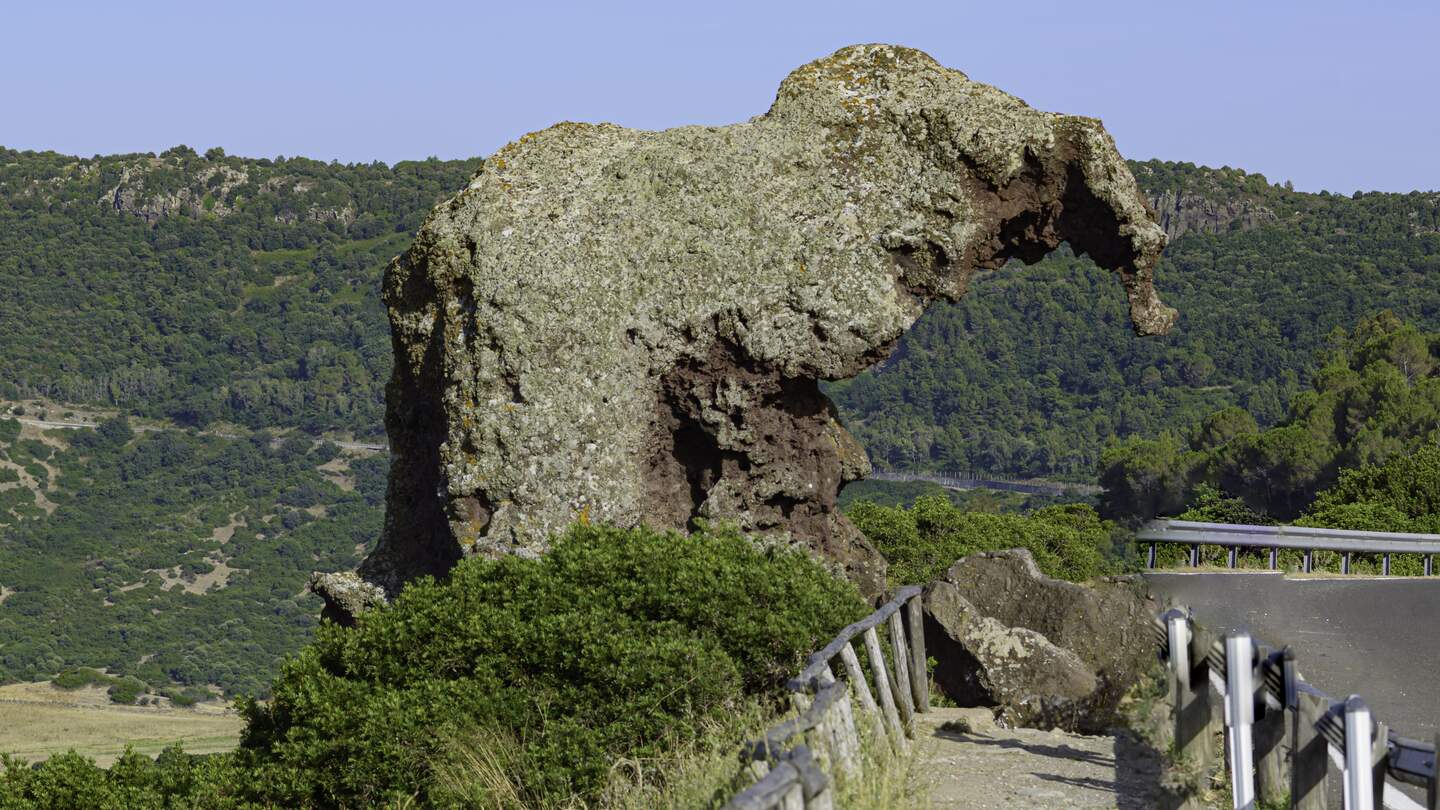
[641,337,868,562]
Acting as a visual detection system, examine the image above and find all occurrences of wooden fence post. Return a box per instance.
[839,641,883,742]
[862,627,906,750]
[906,594,928,712]
[887,609,915,731]
[814,667,859,780]
[1293,687,1330,810]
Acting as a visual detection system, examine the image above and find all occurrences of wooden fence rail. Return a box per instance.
[1139,520,1440,575]
[1154,607,1438,809]
[725,585,928,809]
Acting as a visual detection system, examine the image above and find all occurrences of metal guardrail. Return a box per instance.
[725,585,928,809]
[868,470,1101,496]
[1154,608,1438,809]
[1139,520,1440,575]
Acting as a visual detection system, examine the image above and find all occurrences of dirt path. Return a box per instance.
[914,708,1163,809]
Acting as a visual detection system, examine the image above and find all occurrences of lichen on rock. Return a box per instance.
[357,44,1174,601]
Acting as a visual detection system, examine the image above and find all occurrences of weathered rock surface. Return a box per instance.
[944,549,1158,713]
[1146,188,1277,241]
[924,581,1099,730]
[359,44,1174,601]
[924,550,1157,732]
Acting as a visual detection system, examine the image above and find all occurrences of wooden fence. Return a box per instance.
[724,585,929,809]
[1138,520,1440,575]
[1154,607,1438,809]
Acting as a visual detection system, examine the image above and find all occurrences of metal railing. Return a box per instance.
[1138,520,1440,575]
[1154,608,1438,809]
[725,586,928,809]
[868,470,1101,496]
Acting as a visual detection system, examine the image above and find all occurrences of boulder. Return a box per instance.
[354,43,1173,604]
[943,549,1158,715]
[924,581,1099,730]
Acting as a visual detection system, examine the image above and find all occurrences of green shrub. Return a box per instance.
[0,468,17,485]
[52,667,112,690]
[234,522,867,807]
[0,418,18,444]
[847,495,1114,585]
[107,676,147,705]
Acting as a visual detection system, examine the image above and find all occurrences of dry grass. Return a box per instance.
[0,681,243,766]
[425,699,775,809]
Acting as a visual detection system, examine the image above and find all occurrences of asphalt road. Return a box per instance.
[1144,572,1440,741]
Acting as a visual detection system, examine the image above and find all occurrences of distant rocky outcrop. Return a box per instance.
[924,549,1157,732]
[1145,188,1278,241]
[349,44,1174,608]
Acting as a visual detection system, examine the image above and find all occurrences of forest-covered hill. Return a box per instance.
[0,146,479,438]
[2,144,1440,700]
[6,147,1437,476]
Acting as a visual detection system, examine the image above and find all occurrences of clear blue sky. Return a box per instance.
[6,0,1437,192]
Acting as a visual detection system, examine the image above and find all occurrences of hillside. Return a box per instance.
[0,404,388,696]
[2,145,1439,700]
[0,146,479,438]
[5,148,1439,480]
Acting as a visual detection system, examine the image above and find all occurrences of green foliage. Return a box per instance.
[0,427,380,697]
[0,147,480,438]
[846,495,1115,585]
[234,522,867,806]
[1103,313,1440,524]
[0,746,257,809]
[51,667,112,690]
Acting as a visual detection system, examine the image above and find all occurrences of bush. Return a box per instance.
[53,667,112,690]
[847,495,1115,585]
[234,522,867,806]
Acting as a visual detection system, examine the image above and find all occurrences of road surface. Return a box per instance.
[1144,572,1440,740]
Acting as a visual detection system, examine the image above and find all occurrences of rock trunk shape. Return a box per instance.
[353,44,1174,603]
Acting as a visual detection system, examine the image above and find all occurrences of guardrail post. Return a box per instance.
[1254,648,1289,805]
[1382,554,1391,576]
[1148,541,1157,569]
[1169,612,1216,783]
[906,594,928,712]
[1343,552,1352,575]
[1268,548,1278,570]
[1427,555,1434,577]
[1228,547,1239,569]
[1190,543,1201,568]
[1344,696,1374,810]
[1429,732,1439,810]
[1293,684,1331,810]
[1304,549,1314,573]
[1224,633,1256,809]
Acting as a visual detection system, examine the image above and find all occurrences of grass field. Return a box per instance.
[0,681,244,767]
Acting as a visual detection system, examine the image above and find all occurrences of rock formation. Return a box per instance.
[924,581,1099,729]
[343,44,1174,607]
[1145,188,1277,241]
[924,549,1157,732]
